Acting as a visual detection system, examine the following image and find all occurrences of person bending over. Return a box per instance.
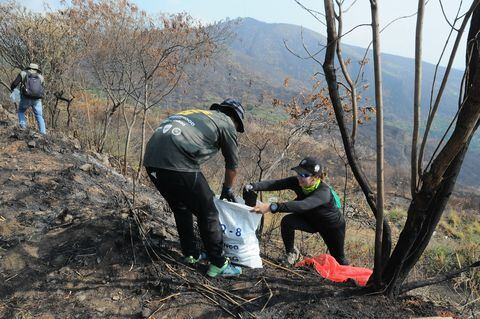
[144,99,246,277]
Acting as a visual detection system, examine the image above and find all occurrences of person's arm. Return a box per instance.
[251,176,297,192]
[273,187,331,213]
[10,73,22,91]
[218,121,239,202]
[223,168,237,188]
[219,122,238,171]
[250,177,300,214]
[220,168,237,202]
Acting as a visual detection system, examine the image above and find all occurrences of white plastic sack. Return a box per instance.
[214,197,263,268]
[10,88,20,104]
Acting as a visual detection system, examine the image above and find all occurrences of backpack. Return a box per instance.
[329,186,342,209]
[21,71,44,99]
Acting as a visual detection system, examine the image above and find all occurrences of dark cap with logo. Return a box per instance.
[291,156,322,176]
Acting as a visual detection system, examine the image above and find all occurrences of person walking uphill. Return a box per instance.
[10,63,46,134]
[247,156,349,266]
[144,99,245,277]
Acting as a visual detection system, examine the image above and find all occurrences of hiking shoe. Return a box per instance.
[283,247,300,266]
[184,252,208,265]
[207,258,242,277]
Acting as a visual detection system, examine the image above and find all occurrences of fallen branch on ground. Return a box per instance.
[261,277,273,312]
[400,260,480,294]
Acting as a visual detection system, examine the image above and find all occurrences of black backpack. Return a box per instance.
[22,71,44,99]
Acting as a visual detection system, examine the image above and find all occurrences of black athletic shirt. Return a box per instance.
[251,176,344,227]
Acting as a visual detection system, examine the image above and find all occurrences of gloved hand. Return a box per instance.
[242,184,257,207]
[220,185,237,202]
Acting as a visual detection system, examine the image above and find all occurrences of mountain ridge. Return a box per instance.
[165,17,477,187]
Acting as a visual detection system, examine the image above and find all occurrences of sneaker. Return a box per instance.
[207,258,242,277]
[283,247,300,266]
[183,252,207,265]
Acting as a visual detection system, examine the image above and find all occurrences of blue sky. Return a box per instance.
[19,0,470,69]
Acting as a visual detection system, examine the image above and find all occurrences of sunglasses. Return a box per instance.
[297,172,313,178]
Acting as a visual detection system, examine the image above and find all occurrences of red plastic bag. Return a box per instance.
[296,254,373,286]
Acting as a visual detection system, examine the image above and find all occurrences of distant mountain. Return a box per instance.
[166,17,478,188]
[229,18,464,125]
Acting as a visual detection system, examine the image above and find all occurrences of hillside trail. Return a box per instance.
[0,105,459,318]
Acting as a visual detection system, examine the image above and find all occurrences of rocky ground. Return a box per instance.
[0,105,462,318]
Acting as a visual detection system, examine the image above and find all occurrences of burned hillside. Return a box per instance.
[0,105,461,318]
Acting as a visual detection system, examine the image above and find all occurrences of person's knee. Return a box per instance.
[171,203,190,216]
[32,104,43,116]
[200,212,220,230]
[18,104,28,113]
[280,215,292,228]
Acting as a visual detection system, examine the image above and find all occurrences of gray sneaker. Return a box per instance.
[283,247,300,266]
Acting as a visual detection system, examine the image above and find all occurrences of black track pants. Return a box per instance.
[280,213,349,265]
[146,167,226,267]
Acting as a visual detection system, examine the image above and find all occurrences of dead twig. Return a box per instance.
[5,273,19,282]
[230,279,263,292]
[262,258,305,279]
[199,283,249,303]
[237,293,269,308]
[156,292,181,303]
[128,219,136,271]
[460,296,480,309]
[198,291,239,318]
[194,283,257,318]
[147,304,164,319]
[147,293,181,319]
[261,277,273,312]
[253,278,263,288]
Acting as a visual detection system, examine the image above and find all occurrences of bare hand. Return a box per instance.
[250,202,270,215]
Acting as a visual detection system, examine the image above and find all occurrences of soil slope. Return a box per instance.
[0,105,458,318]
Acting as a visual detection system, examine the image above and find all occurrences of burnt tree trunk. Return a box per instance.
[323,0,392,264]
[382,7,480,296]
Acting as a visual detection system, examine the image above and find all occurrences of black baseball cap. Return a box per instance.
[291,156,322,176]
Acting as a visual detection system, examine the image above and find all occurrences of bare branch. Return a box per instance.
[438,0,464,31]
[335,0,359,142]
[418,0,478,179]
[411,0,425,196]
[400,260,480,294]
[294,0,327,27]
